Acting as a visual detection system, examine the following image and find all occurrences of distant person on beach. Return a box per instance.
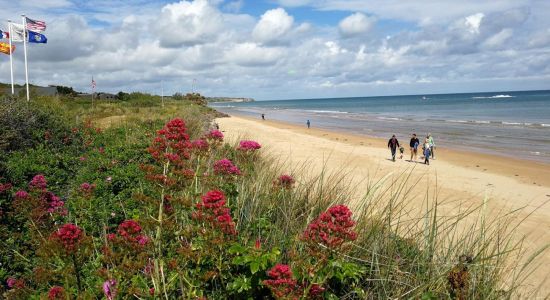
[307,120,310,129]
[387,135,400,162]
[428,133,435,159]
[261,114,265,120]
[399,146,404,159]
[423,138,431,165]
[409,134,420,161]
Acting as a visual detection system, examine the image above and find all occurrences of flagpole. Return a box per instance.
[91,76,94,109]
[21,15,29,101]
[161,80,164,108]
[8,20,14,95]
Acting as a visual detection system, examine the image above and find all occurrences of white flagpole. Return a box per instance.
[8,20,14,95]
[21,15,29,101]
[161,80,164,107]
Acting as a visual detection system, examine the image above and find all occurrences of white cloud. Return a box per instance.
[0,0,549,100]
[156,0,224,48]
[252,8,294,44]
[338,12,375,37]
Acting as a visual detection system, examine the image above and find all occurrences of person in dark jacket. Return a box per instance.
[387,135,400,162]
[409,133,420,161]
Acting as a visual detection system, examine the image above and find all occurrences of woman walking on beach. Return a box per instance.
[428,134,435,159]
[409,133,419,161]
[423,138,431,165]
[387,135,400,162]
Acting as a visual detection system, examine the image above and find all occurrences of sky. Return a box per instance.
[0,0,549,100]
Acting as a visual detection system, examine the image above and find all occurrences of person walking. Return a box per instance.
[423,138,431,165]
[387,135,400,162]
[306,120,311,129]
[428,133,435,159]
[261,114,265,120]
[409,133,420,161]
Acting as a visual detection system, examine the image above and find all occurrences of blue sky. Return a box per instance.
[1,0,549,100]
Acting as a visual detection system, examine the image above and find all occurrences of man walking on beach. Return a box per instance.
[261,114,265,120]
[409,134,420,161]
[306,120,310,129]
[388,135,400,162]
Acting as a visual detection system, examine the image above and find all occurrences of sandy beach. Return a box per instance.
[217,114,550,293]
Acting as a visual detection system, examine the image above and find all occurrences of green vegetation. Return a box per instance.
[0,93,545,299]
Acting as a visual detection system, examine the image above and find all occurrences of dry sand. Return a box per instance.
[217,114,550,294]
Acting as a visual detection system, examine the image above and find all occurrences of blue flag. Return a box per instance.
[28,30,47,43]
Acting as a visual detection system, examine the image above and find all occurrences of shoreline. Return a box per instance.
[216,113,550,293]
[221,113,550,187]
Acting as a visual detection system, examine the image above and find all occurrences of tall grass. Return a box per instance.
[225,137,547,299]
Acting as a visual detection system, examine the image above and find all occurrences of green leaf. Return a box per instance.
[250,261,260,274]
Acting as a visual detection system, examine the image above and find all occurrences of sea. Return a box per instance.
[210,90,550,164]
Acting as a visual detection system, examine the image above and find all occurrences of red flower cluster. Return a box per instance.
[79,182,96,196]
[29,174,47,191]
[275,174,295,189]
[43,191,66,214]
[117,220,149,245]
[213,159,241,176]
[51,223,84,253]
[14,190,29,199]
[263,264,300,299]
[48,286,65,299]
[0,180,12,193]
[238,140,261,151]
[206,129,224,141]
[193,190,236,235]
[302,205,357,248]
[191,139,209,151]
[6,277,25,289]
[147,118,191,164]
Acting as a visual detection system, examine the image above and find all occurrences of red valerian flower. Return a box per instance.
[275,174,295,189]
[48,286,65,299]
[103,279,117,300]
[255,239,262,250]
[51,223,84,254]
[147,118,191,163]
[309,284,325,297]
[117,220,142,241]
[29,174,47,190]
[206,129,224,141]
[15,190,29,199]
[0,182,12,193]
[191,139,209,152]
[213,159,241,176]
[193,190,237,236]
[43,191,66,215]
[79,182,96,196]
[238,140,261,151]
[302,205,357,249]
[263,264,301,299]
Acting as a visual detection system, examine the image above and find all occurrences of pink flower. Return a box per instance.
[15,190,29,199]
[43,192,65,214]
[106,233,116,241]
[103,279,117,300]
[238,140,261,151]
[136,235,149,246]
[51,223,84,254]
[213,159,241,176]
[194,190,237,236]
[276,174,295,189]
[191,139,209,151]
[6,277,16,288]
[29,174,47,190]
[302,205,357,249]
[263,264,301,299]
[206,129,224,141]
[79,182,96,196]
[0,182,12,193]
[48,286,65,299]
[79,156,87,162]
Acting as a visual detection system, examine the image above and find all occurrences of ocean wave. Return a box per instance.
[308,110,348,114]
[472,94,515,99]
[541,124,550,127]
[377,116,403,121]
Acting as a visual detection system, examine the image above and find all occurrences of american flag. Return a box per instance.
[92,77,96,89]
[25,17,46,32]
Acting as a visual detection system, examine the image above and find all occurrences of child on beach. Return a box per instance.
[428,134,435,159]
[423,139,431,165]
[399,146,404,159]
